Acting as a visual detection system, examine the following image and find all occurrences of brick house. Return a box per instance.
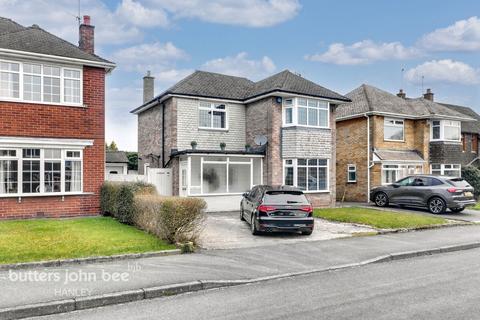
[336,85,474,202]
[132,70,350,210]
[0,16,115,219]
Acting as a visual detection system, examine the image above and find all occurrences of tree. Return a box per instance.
[107,141,118,151]
[126,152,138,171]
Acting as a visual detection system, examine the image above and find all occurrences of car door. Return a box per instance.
[407,177,430,206]
[389,176,415,204]
[243,186,258,216]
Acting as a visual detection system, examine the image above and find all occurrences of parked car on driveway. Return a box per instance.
[370,175,475,214]
[240,185,314,235]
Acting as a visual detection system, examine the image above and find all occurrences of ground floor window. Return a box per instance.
[431,164,461,177]
[186,155,263,195]
[381,163,423,185]
[284,158,329,192]
[347,164,356,183]
[0,147,83,196]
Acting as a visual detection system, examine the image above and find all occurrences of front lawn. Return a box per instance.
[0,216,175,264]
[470,203,480,211]
[314,207,448,229]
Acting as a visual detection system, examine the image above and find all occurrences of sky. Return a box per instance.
[2,0,480,151]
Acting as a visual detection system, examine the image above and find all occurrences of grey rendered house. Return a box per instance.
[132,70,350,211]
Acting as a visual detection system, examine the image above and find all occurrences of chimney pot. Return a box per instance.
[423,88,434,101]
[143,71,155,103]
[79,15,95,54]
[397,89,406,99]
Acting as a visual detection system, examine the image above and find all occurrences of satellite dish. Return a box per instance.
[254,135,268,146]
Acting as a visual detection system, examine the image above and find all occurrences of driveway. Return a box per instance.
[199,211,375,250]
[340,201,480,223]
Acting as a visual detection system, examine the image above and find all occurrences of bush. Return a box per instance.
[462,165,480,199]
[133,195,207,245]
[100,181,156,224]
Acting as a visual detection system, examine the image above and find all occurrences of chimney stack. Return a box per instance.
[79,15,94,54]
[143,71,155,103]
[423,88,434,101]
[397,89,406,99]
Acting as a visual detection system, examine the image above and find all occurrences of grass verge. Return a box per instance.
[469,203,480,211]
[314,207,448,229]
[0,216,175,264]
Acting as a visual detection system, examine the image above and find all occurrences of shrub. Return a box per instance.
[100,181,156,224]
[462,165,480,198]
[134,195,207,244]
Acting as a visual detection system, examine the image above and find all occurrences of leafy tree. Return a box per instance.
[106,141,118,151]
[127,152,138,171]
[462,165,480,199]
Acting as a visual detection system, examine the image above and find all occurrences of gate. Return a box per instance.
[147,168,172,196]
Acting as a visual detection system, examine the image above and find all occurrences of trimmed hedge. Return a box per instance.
[134,195,207,244]
[462,165,480,199]
[100,181,156,224]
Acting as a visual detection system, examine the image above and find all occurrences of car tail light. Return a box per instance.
[299,205,313,213]
[258,205,276,212]
[447,188,457,193]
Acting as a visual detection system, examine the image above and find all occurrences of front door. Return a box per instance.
[179,161,188,197]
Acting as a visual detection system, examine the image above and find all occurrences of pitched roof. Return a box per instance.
[0,17,113,65]
[337,84,473,121]
[106,151,129,163]
[132,70,350,113]
[374,149,425,162]
[440,103,480,134]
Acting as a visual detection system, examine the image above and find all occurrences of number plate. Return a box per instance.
[464,192,473,197]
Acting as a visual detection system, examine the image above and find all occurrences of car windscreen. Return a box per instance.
[263,191,309,205]
[446,178,471,188]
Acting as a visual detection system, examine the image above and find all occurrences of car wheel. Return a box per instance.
[240,206,245,221]
[374,192,389,207]
[251,215,259,235]
[450,207,465,213]
[428,197,446,214]
[301,230,313,236]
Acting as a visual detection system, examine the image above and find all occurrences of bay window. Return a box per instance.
[0,58,82,106]
[431,164,461,177]
[198,101,227,130]
[282,97,329,128]
[382,164,423,184]
[384,118,404,141]
[430,120,461,141]
[284,158,329,192]
[0,147,83,196]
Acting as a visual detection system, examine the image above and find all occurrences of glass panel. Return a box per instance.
[44,149,61,159]
[43,76,61,103]
[0,160,18,194]
[228,163,251,193]
[253,158,262,185]
[64,69,80,79]
[308,107,318,126]
[64,79,81,103]
[202,163,227,194]
[297,98,307,106]
[0,150,16,157]
[284,99,293,106]
[66,151,81,158]
[22,149,40,158]
[22,160,40,193]
[23,74,41,101]
[318,109,328,127]
[318,167,327,190]
[348,171,356,182]
[384,125,404,140]
[65,160,82,192]
[307,167,318,191]
[44,161,61,193]
[190,157,201,187]
[229,157,251,163]
[199,109,211,127]
[0,71,19,98]
[212,110,226,128]
[307,99,317,107]
[298,107,307,125]
[214,103,225,110]
[298,159,307,166]
[285,107,293,124]
[308,159,317,166]
[297,167,307,190]
[444,126,460,140]
[318,159,328,166]
[284,167,294,186]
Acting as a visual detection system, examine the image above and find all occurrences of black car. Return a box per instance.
[370,175,475,214]
[240,185,314,235]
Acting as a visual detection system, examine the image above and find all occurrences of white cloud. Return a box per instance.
[419,16,480,52]
[405,59,479,85]
[147,0,301,27]
[116,0,169,28]
[111,42,189,73]
[306,40,421,65]
[201,52,276,79]
[154,69,194,86]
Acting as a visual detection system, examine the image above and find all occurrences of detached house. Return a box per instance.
[336,85,474,202]
[132,70,350,210]
[0,16,115,219]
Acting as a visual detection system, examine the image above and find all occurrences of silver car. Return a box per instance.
[370,175,475,214]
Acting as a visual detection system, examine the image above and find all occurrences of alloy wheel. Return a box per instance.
[375,193,387,207]
[429,198,445,214]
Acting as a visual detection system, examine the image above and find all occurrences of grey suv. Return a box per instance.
[370,175,475,214]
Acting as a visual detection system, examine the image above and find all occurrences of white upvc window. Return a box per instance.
[384,118,404,141]
[381,163,423,185]
[0,147,83,197]
[347,164,357,182]
[430,120,461,142]
[0,58,83,106]
[283,158,329,192]
[431,164,461,177]
[282,97,329,128]
[198,101,228,130]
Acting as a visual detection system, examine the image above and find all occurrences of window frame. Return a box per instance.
[198,101,228,131]
[347,164,357,183]
[430,164,461,177]
[282,158,329,193]
[0,147,84,198]
[381,163,424,185]
[0,58,83,107]
[383,117,405,142]
[282,97,330,129]
[430,120,461,142]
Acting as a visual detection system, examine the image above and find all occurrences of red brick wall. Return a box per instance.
[0,66,105,219]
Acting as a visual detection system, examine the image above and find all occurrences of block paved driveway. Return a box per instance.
[199,211,374,250]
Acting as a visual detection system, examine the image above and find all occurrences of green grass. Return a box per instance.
[314,207,448,229]
[470,203,480,211]
[0,217,175,264]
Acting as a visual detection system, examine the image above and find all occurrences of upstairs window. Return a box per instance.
[198,101,227,130]
[0,59,82,106]
[282,97,329,128]
[431,120,461,142]
[384,118,404,141]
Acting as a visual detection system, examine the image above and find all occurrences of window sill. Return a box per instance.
[0,97,85,108]
[198,127,229,132]
[383,139,405,142]
[0,192,93,198]
[347,181,357,184]
[282,124,330,130]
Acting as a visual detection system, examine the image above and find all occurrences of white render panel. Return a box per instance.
[176,98,246,151]
[282,127,333,158]
[196,195,242,212]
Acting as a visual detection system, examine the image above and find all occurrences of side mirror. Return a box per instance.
[242,192,249,198]
[392,183,400,188]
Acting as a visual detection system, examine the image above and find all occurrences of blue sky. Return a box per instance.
[3,0,480,150]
